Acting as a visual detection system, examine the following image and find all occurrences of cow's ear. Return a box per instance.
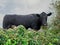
[47,12,52,16]
[36,14,40,17]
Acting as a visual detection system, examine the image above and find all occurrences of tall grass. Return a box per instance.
[0,25,60,45]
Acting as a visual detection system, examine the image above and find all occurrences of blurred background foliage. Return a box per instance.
[49,0,60,33]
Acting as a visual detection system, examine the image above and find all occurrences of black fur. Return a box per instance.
[3,12,52,30]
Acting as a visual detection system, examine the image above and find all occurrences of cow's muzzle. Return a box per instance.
[43,24,47,26]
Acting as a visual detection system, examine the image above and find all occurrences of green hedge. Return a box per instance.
[0,25,60,45]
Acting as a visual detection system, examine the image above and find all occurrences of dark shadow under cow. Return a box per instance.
[3,12,52,30]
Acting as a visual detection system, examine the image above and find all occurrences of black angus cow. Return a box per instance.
[3,12,52,30]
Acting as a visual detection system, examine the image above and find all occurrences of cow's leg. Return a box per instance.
[31,23,39,30]
[32,26,38,30]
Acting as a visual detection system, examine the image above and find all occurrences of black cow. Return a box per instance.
[3,12,52,30]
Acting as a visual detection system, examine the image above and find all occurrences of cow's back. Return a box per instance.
[3,14,38,29]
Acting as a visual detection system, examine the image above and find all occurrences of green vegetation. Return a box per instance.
[52,0,60,30]
[0,25,60,45]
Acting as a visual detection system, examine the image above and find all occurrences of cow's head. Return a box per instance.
[37,12,52,26]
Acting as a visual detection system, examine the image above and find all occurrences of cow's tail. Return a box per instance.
[3,15,9,29]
